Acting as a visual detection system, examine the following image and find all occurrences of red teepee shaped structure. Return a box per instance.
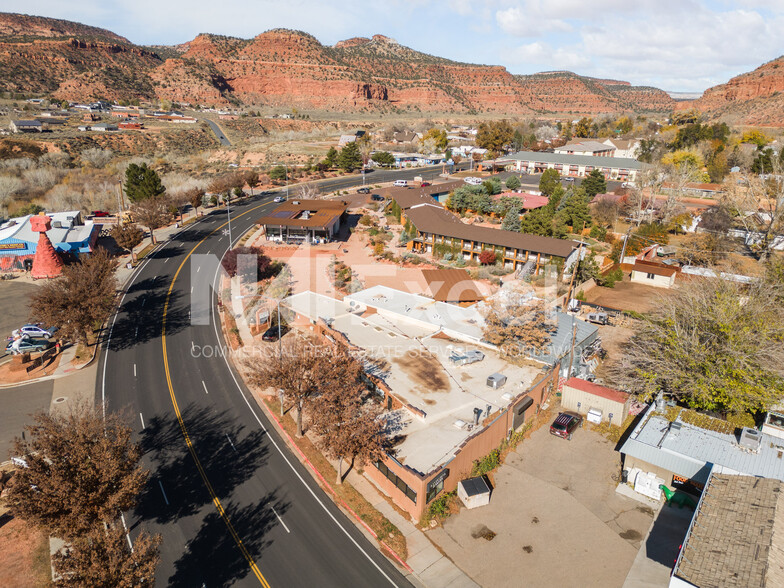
[30,213,63,279]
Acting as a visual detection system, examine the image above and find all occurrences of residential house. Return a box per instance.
[338,134,357,147]
[10,120,43,133]
[392,130,418,144]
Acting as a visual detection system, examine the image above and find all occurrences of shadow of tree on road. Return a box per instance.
[109,286,189,351]
[134,404,269,526]
[168,495,288,588]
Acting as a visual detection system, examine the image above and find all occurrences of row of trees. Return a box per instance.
[245,337,387,484]
[6,407,159,586]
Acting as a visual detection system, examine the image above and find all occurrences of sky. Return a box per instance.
[6,0,784,92]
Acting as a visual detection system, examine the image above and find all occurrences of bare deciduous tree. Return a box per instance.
[80,148,114,169]
[0,174,23,214]
[29,247,117,345]
[110,223,144,261]
[308,346,386,484]
[132,197,171,244]
[245,337,336,437]
[609,277,784,416]
[52,524,160,588]
[7,405,148,540]
[482,296,554,358]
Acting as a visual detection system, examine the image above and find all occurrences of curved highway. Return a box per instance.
[100,194,413,587]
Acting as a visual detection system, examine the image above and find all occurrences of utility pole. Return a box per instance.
[226,192,233,245]
[619,227,633,263]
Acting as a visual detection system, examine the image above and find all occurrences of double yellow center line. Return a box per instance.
[160,204,271,587]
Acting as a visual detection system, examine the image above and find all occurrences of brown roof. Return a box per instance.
[406,205,578,259]
[421,269,484,302]
[675,474,784,588]
[632,262,677,277]
[378,180,465,207]
[257,199,348,229]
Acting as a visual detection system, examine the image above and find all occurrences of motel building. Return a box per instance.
[498,151,643,182]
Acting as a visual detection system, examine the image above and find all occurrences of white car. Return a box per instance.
[393,180,408,187]
[463,177,483,185]
[273,196,285,203]
[18,324,57,339]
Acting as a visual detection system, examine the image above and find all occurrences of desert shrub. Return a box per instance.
[470,449,500,477]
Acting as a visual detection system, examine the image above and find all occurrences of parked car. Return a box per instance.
[360,168,372,174]
[463,177,483,185]
[371,194,384,201]
[420,181,431,187]
[550,412,582,440]
[91,210,111,217]
[262,324,288,342]
[6,338,52,355]
[18,324,58,339]
[273,196,285,203]
[357,187,370,194]
[393,180,408,188]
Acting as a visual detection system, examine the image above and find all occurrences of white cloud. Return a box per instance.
[496,6,571,37]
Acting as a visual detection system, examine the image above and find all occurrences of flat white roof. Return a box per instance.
[285,290,541,474]
[345,285,485,343]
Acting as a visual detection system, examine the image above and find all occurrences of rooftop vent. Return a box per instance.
[52,221,63,229]
[668,421,682,438]
[473,407,483,426]
[453,419,467,430]
[739,427,762,452]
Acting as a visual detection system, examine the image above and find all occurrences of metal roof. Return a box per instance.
[460,476,491,497]
[499,150,643,170]
[620,406,784,482]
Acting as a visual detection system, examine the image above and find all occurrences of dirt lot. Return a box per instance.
[0,509,50,587]
[584,279,672,314]
[428,422,654,588]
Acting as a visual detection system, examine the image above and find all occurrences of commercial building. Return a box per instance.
[281,287,559,520]
[670,473,784,588]
[0,211,99,271]
[619,402,784,500]
[10,120,43,133]
[402,202,580,275]
[379,180,465,205]
[498,150,643,181]
[560,377,630,426]
[257,199,348,243]
[554,141,616,157]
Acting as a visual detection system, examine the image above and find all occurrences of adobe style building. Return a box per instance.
[257,199,348,243]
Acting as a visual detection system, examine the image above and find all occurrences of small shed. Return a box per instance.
[458,477,491,509]
[486,373,507,389]
[561,377,630,426]
[630,262,676,288]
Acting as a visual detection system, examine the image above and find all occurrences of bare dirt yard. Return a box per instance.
[427,422,654,588]
[584,279,672,314]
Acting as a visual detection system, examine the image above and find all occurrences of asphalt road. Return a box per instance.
[100,194,413,587]
[0,379,54,458]
[204,119,232,146]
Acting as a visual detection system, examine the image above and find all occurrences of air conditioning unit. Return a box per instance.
[739,427,762,452]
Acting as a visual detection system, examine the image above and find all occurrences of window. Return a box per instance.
[426,469,449,503]
[646,272,655,280]
[375,461,417,503]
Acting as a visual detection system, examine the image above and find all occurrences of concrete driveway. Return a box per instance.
[428,420,654,588]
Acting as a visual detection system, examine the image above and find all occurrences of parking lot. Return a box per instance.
[0,280,38,347]
[428,418,654,588]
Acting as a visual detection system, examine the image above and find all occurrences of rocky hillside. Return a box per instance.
[678,56,784,126]
[0,12,673,115]
[515,71,673,113]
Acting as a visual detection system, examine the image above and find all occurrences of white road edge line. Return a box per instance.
[271,506,290,534]
[158,480,169,506]
[139,412,145,430]
[209,247,400,587]
[134,363,137,377]
[202,380,209,394]
[226,433,237,452]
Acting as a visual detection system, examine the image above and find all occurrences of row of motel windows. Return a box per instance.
[419,234,550,262]
[526,163,630,176]
[374,460,448,505]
